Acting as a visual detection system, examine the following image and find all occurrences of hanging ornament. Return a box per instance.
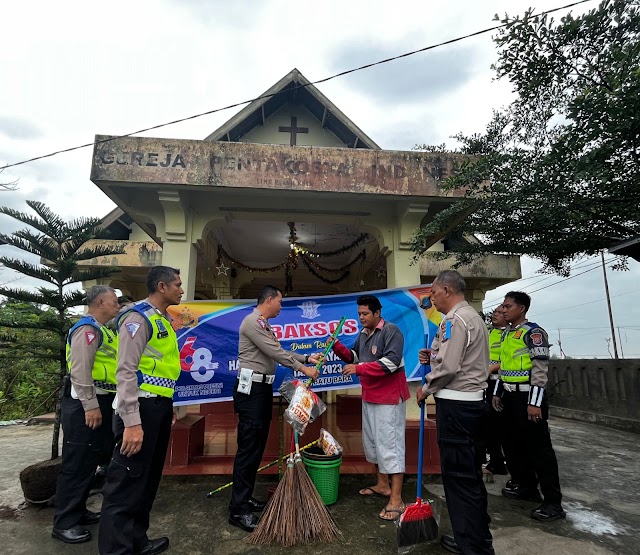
[375,266,387,278]
[216,262,229,276]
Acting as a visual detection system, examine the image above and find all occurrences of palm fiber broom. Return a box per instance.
[248,319,346,546]
[397,339,439,548]
[247,432,341,546]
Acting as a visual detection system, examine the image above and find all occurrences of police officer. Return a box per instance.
[52,286,120,544]
[484,307,507,476]
[98,266,183,555]
[493,291,565,522]
[229,285,319,532]
[417,271,494,555]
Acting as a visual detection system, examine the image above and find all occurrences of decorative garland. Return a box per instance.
[301,256,350,284]
[306,233,368,258]
[217,245,287,273]
[302,249,366,274]
[217,224,369,292]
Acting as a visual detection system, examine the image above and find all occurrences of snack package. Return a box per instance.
[319,428,342,456]
[279,379,327,435]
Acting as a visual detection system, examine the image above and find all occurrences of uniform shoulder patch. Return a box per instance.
[125,322,141,338]
[85,331,96,345]
[530,331,544,346]
[513,330,523,340]
[257,318,266,330]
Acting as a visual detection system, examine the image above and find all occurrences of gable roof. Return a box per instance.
[205,68,380,150]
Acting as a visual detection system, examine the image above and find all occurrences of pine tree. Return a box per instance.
[0,200,124,459]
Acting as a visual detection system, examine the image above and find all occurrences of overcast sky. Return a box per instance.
[0,0,637,358]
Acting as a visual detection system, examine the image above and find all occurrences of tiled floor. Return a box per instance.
[164,395,441,476]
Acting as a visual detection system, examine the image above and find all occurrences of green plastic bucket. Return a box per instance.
[302,447,342,506]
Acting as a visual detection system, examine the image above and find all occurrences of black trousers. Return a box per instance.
[485,381,506,470]
[98,396,174,555]
[53,394,115,529]
[230,380,273,515]
[436,397,493,555]
[500,390,562,505]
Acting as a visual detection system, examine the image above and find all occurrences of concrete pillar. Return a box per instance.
[161,240,197,300]
[158,190,197,301]
[384,202,430,288]
[386,248,420,288]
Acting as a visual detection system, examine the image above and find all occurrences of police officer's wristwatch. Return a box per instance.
[304,354,310,364]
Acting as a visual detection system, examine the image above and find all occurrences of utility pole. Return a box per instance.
[617,326,625,359]
[601,251,619,359]
[557,328,566,359]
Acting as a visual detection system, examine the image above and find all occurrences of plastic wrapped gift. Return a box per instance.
[279,379,327,435]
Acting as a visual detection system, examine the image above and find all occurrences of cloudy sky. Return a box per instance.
[0,0,637,358]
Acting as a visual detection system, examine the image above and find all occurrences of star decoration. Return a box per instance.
[375,266,387,278]
[216,262,229,276]
[359,279,365,286]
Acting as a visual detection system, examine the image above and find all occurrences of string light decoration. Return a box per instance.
[216,222,369,292]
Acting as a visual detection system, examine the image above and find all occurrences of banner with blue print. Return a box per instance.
[167,285,442,406]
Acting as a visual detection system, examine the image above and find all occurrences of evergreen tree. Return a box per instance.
[0,200,124,458]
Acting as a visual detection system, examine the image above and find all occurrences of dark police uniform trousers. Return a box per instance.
[54,393,114,529]
[484,379,506,471]
[437,397,493,555]
[230,379,273,515]
[500,389,562,504]
[98,396,173,555]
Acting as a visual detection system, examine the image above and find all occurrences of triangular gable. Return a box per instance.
[205,68,380,150]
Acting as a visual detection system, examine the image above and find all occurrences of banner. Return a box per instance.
[167,286,442,406]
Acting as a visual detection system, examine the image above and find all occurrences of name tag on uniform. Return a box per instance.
[156,319,169,339]
[443,320,452,342]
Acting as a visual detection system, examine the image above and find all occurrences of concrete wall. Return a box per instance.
[548,359,640,433]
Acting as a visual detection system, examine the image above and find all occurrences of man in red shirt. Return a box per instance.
[332,295,410,520]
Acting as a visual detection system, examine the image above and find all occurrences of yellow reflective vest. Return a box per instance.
[499,323,537,383]
[117,301,180,398]
[66,316,118,391]
[489,328,503,363]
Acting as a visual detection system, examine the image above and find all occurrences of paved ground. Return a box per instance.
[1,417,638,555]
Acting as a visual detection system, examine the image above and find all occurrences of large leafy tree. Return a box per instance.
[412,0,640,275]
[0,201,123,458]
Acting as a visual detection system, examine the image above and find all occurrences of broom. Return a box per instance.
[247,432,341,546]
[248,320,347,546]
[205,439,319,497]
[397,337,439,548]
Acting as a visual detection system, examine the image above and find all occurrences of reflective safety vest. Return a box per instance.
[499,323,538,383]
[66,315,118,391]
[117,301,180,398]
[489,328,503,363]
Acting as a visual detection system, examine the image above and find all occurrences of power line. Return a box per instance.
[0,0,595,173]
[483,260,613,310]
[528,289,639,318]
[482,256,612,306]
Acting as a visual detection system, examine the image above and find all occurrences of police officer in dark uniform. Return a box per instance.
[493,291,565,522]
[484,307,507,476]
[229,285,319,532]
[98,266,183,555]
[53,286,120,544]
[417,271,494,555]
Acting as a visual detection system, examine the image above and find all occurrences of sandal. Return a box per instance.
[378,505,406,521]
[359,486,390,498]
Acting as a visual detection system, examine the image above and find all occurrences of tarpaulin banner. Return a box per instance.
[167,285,442,406]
